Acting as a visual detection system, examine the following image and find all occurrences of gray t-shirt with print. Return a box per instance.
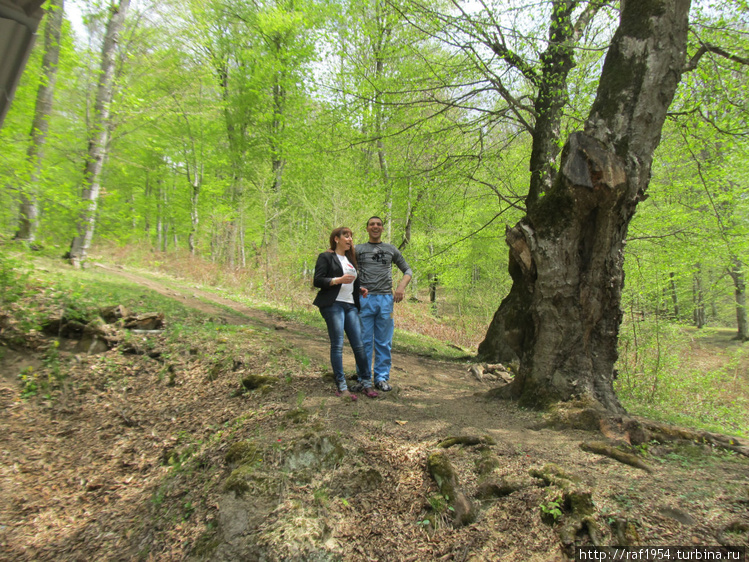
[355,242,413,295]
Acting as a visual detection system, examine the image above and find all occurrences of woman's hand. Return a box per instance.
[337,274,356,285]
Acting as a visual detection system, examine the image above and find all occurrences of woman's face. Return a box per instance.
[335,230,353,251]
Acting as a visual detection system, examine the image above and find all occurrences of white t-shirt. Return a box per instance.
[335,254,357,304]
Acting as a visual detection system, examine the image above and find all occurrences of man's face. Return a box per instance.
[367,218,383,240]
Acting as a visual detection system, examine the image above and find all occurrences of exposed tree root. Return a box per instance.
[437,435,496,449]
[426,450,476,527]
[633,419,749,457]
[532,399,749,458]
[610,517,641,546]
[580,441,652,473]
[529,463,602,556]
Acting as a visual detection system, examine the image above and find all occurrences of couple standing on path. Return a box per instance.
[312,216,413,401]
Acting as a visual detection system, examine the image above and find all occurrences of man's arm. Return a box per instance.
[392,249,413,303]
[394,274,412,303]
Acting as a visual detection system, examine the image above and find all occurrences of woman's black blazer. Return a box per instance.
[312,252,362,310]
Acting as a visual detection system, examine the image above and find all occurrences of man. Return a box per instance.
[355,216,412,392]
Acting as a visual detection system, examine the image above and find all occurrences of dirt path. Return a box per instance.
[0,265,747,561]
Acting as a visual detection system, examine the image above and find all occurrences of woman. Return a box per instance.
[313,227,378,400]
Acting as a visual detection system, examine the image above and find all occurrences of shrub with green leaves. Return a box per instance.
[0,251,30,305]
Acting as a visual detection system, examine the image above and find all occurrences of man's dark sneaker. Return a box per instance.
[374,381,392,392]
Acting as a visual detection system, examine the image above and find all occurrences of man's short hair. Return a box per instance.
[367,215,384,226]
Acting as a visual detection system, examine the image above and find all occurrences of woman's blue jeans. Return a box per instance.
[320,301,372,391]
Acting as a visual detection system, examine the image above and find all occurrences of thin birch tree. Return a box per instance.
[68,0,131,267]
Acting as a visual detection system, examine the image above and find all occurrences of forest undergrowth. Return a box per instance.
[0,241,748,560]
[0,241,747,437]
[100,242,749,439]
[2,241,747,437]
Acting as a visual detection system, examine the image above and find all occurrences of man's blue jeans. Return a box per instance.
[320,301,372,391]
[359,293,394,384]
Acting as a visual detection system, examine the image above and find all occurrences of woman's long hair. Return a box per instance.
[329,227,358,269]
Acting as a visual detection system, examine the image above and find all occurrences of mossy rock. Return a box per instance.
[258,384,274,394]
[225,440,259,465]
[284,434,346,473]
[563,487,594,517]
[240,374,278,391]
[329,467,383,497]
[529,463,581,489]
[284,407,309,424]
[222,463,268,497]
[190,529,221,558]
[475,450,502,476]
[223,468,252,496]
[475,476,530,500]
[610,517,641,546]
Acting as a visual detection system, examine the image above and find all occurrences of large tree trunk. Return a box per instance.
[15,0,64,244]
[69,0,131,267]
[480,0,691,412]
[478,1,603,367]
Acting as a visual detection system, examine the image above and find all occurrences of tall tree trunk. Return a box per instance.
[525,1,579,206]
[187,164,201,255]
[669,272,680,319]
[267,37,286,261]
[399,180,415,250]
[479,0,603,367]
[373,0,392,240]
[378,138,392,241]
[69,0,131,267]
[728,258,747,341]
[268,152,284,259]
[15,0,64,244]
[480,0,691,413]
[239,216,246,269]
[143,171,151,235]
[173,91,203,256]
[692,264,705,329]
[213,54,247,267]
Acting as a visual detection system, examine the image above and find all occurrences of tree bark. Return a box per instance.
[526,1,580,207]
[187,163,201,255]
[478,0,604,366]
[268,69,285,260]
[728,258,748,341]
[480,0,691,412]
[69,0,131,267]
[669,272,680,319]
[692,264,705,329]
[15,0,64,244]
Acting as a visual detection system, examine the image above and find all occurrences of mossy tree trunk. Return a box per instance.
[480,0,691,412]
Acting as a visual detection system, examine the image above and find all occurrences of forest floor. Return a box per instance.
[0,262,747,561]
